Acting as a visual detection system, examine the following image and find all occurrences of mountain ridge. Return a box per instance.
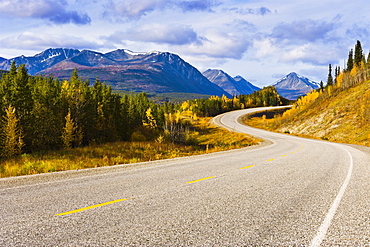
[271,72,319,100]
[203,69,260,96]
[0,48,230,97]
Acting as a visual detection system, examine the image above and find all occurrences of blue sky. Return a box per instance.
[0,0,368,86]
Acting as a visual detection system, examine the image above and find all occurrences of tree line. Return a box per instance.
[0,62,287,158]
[325,40,370,91]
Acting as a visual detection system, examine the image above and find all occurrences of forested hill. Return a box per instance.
[0,62,289,158]
[259,40,370,146]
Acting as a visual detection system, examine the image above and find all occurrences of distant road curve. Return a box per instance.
[1,106,370,246]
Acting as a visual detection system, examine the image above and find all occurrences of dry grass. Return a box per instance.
[244,80,370,147]
[0,117,260,178]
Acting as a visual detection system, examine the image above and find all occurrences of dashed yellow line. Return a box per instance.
[240,165,255,170]
[267,159,275,162]
[55,198,132,216]
[187,176,215,184]
[281,155,287,157]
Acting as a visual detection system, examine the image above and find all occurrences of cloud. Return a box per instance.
[107,23,198,45]
[185,28,251,59]
[0,32,102,50]
[102,0,219,21]
[0,0,91,25]
[227,19,257,32]
[177,0,220,12]
[227,7,272,16]
[280,43,341,65]
[271,19,335,43]
[102,0,166,21]
[346,24,370,47]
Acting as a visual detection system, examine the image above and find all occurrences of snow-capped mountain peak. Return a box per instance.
[203,69,260,96]
[271,72,319,100]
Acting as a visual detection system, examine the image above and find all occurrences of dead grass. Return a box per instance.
[0,117,260,178]
[244,80,370,147]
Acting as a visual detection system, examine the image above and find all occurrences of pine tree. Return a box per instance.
[320,80,324,90]
[354,40,364,67]
[327,64,334,86]
[347,49,354,72]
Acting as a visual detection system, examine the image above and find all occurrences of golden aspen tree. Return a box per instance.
[62,111,76,148]
[143,108,157,129]
[1,106,24,157]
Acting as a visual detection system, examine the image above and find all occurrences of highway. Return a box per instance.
[1,107,370,246]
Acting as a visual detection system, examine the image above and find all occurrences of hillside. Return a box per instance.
[274,79,370,146]
[245,42,370,147]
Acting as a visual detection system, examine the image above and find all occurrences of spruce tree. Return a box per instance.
[327,64,333,86]
[347,49,354,71]
[354,40,364,67]
[320,80,324,90]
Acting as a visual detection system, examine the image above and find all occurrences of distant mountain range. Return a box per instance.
[0,48,230,97]
[0,48,320,100]
[271,72,320,100]
[202,69,259,96]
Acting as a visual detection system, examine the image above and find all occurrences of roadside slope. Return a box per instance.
[246,79,370,147]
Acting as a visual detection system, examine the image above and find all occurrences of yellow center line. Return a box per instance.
[267,159,275,162]
[240,165,255,170]
[281,155,287,157]
[55,198,132,216]
[187,176,215,184]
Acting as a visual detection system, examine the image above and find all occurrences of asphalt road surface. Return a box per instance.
[1,107,370,246]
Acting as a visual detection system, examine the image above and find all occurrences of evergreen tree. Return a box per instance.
[320,81,324,90]
[354,40,364,67]
[347,49,354,72]
[327,64,334,86]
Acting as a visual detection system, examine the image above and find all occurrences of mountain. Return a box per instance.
[203,69,259,96]
[0,48,230,97]
[271,72,320,100]
[0,48,80,75]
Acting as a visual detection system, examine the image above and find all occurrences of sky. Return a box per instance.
[0,0,369,87]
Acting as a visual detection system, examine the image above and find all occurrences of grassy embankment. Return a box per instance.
[244,79,370,147]
[0,117,261,178]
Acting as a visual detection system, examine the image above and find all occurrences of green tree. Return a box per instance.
[327,64,333,86]
[354,40,364,67]
[347,49,354,72]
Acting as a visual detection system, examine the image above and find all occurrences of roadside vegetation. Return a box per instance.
[0,117,260,178]
[244,40,370,147]
[0,63,287,177]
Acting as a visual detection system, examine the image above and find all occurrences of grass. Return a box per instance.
[0,117,260,178]
[243,80,370,147]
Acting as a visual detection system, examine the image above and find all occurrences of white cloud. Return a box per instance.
[280,43,342,65]
[107,23,198,45]
[0,32,102,50]
[0,0,91,24]
[271,19,336,43]
[184,28,251,59]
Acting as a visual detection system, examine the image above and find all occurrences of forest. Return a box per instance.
[0,62,288,159]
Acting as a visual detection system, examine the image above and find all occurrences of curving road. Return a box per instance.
[1,107,370,246]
